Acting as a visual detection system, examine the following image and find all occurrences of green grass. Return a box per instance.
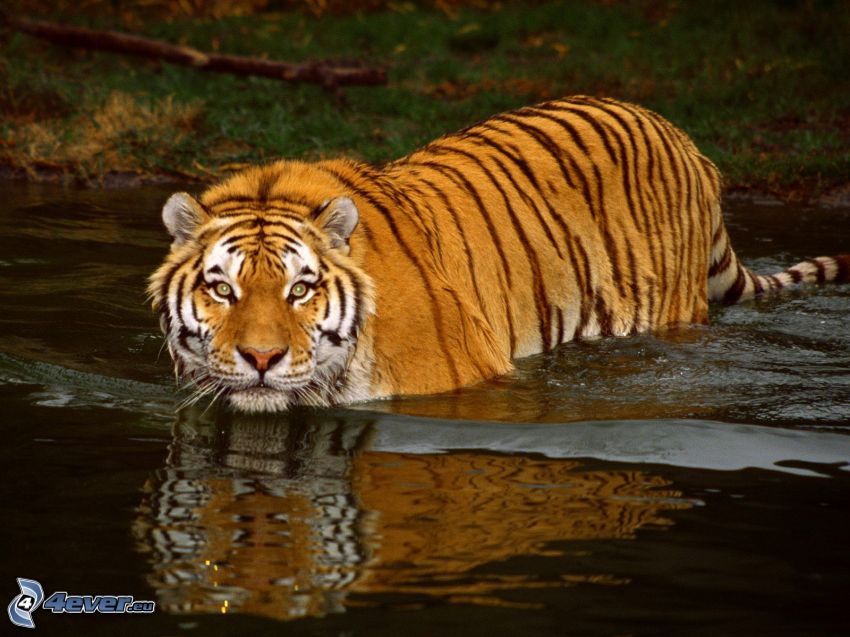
[2,0,849,199]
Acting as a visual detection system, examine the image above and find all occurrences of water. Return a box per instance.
[1,182,849,636]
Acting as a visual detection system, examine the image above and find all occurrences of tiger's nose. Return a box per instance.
[238,346,288,372]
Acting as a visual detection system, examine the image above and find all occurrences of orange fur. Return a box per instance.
[149,96,849,411]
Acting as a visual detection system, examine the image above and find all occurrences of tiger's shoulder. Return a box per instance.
[152,95,733,409]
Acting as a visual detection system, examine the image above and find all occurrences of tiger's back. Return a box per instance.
[150,96,849,410]
[311,96,724,397]
[391,96,721,347]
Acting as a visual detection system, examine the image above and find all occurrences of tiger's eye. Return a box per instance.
[214,282,232,298]
[290,282,308,299]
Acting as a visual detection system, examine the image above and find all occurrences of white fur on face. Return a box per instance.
[162,216,373,413]
[205,241,246,290]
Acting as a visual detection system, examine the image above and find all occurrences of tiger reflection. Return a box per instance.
[133,409,692,619]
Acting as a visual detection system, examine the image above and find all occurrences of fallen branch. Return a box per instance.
[4,13,387,90]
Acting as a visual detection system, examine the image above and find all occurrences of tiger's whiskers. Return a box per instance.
[175,374,226,411]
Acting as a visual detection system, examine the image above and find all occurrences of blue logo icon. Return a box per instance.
[8,578,44,629]
[8,578,155,628]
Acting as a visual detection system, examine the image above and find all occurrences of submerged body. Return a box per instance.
[149,96,849,412]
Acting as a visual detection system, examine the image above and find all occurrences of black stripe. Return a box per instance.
[349,275,363,337]
[722,269,747,304]
[432,143,565,260]
[177,326,199,353]
[789,268,803,283]
[315,165,417,263]
[484,115,628,303]
[315,164,460,386]
[594,295,614,336]
[540,100,619,165]
[213,197,376,247]
[260,194,315,209]
[574,99,646,231]
[525,106,592,157]
[158,254,197,333]
[641,113,677,311]
[416,176,492,323]
[447,294,492,379]
[694,154,721,191]
[253,216,302,233]
[407,160,513,287]
[808,258,826,283]
[610,101,671,320]
[320,330,343,346]
[256,170,278,203]
[504,291,516,357]
[647,274,656,331]
[534,100,659,315]
[836,255,850,282]
[214,203,307,220]
[334,277,348,331]
[711,223,724,247]
[708,245,732,277]
[572,100,652,329]
[385,179,506,361]
[488,115,576,190]
[572,238,594,339]
[555,307,564,345]
[481,110,611,322]
[203,193,256,208]
[462,130,546,191]
[625,243,642,332]
[678,152,699,307]
[197,216,269,243]
[310,199,332,220]
[172,272,189,335]
[424,144,553,351]
[333,165,385,250]
[642,112,686,319]
[380,181,496,348]
[747,269,764,296]
[487,114,628,310]
[333,261,364,337]
[191,270,204,324]
[465,126,595,294]
[215,226,299,249]
[689,155,714,286]
[550,226,590,342]
[532,102,663,297]
[458,131,564,256]
[387,181,442,259]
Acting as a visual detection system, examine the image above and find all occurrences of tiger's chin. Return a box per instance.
[227,386,295,413]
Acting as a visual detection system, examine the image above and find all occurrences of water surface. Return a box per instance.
[1,182,848,636]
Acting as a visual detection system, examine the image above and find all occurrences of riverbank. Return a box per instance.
[2,1,848,203]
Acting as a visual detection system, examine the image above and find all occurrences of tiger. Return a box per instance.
[148,96,850,413]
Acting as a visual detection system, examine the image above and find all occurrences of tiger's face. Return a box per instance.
[149,192,373,412]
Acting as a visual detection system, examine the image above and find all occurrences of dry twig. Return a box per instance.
[3,12,387,92]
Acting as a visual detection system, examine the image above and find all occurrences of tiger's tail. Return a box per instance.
[708,227,850,304]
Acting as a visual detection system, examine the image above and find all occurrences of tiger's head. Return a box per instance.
[148,189,374,412]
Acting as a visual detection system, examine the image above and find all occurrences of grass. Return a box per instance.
[1,0,849,200]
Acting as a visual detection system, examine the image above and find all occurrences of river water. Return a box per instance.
[1,182,848,635]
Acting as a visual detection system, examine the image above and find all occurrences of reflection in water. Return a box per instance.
[1,186,847,635]
[134,408,694,619]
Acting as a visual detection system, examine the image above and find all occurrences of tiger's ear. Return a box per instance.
[162,192,208,245]
[312,196,359,252]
